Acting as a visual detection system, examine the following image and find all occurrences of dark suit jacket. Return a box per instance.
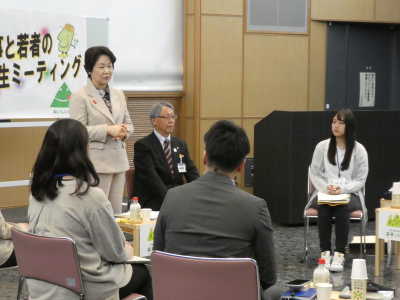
[154,171,277,290]
[133,132,199,211]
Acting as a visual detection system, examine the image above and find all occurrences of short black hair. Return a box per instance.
[204,120,250,172]
[31,119,99,201]
[84,46,116,78]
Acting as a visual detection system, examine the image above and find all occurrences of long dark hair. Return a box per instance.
[328,108,356,170]
[31,119,99,201]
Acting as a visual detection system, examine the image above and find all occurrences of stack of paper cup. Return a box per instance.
[351,259,368,300]
[315,282,332,300]
[391,182,400,208]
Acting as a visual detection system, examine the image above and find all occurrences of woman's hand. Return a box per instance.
[327,185,341,195]
[15,222,29,231]
[124,241,134,257]
[107,124,128,140]
[118,124,129,140]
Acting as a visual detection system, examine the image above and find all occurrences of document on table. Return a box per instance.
[126,256,150,264]
[114,212,130,218]
[114,211,159,220]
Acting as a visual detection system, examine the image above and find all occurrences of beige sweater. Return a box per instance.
[0,210,13,266]
[27,180,132,300]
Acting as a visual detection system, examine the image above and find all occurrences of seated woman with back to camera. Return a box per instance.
[27,118,152,300]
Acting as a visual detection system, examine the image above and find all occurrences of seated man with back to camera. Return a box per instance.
[154,120,280,300]
[133,102,199,211]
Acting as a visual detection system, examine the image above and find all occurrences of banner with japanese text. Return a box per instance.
[0,9,86,119]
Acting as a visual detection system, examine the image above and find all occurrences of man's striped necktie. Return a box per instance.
[163,140,174,175]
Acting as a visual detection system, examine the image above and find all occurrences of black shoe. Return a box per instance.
[367,280,395,293]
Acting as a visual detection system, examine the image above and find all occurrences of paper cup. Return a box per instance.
[316,282,332,300]
[352,279,367,300]
[392,182,400,194]
[140,208,152,222]
[392,182,400,208]
[351,259,368,280]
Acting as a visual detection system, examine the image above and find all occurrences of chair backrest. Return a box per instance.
[11,228,85,298]
[151,251,260,300]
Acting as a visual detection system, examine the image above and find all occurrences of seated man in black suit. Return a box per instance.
[154,120,280,300]
[133,102,199,211]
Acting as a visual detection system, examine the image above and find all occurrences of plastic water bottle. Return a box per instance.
[129,197,142,224]
[313,258,330,285]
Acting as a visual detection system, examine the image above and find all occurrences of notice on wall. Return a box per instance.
[378,209,400,242]
[359,72,376,108]
[0,9,86,119]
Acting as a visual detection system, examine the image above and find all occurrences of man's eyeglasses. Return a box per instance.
[157,114,178,120]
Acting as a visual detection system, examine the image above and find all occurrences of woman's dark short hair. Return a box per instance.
[31,119,99,201]
[204,120,250,173]
[328,108,356,170]
[84,46,116,77]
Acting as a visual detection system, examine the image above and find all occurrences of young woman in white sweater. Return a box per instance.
[309,109,368,272]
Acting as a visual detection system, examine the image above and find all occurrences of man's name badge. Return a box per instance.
[177,163,187,173]
[178,154,186,173]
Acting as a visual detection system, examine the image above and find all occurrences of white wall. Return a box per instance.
[1,1,110,19]
[110,2,183,91]
[2,1,183,91]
